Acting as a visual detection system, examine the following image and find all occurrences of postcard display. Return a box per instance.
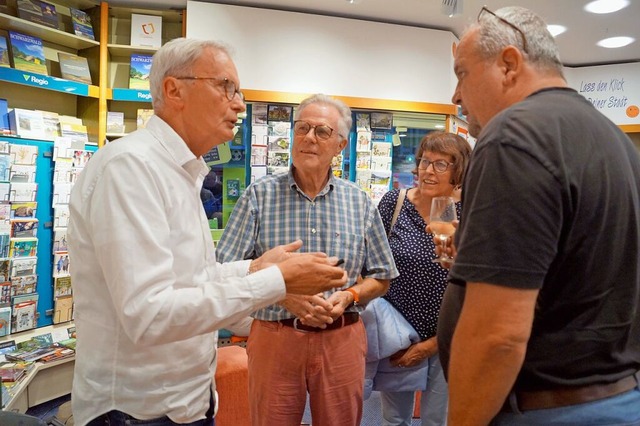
[249,103,293,181]
[0,135,95,338]
[353,112,394,205]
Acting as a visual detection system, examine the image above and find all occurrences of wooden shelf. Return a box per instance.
[0,12,99,50]
[0,67,99,98]
[107,43,157,57]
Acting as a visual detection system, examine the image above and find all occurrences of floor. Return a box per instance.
[26,391,423,425]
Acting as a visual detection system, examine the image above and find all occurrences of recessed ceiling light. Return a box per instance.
[584,0,629,14]
[434,124,445,129]
[597,36,635,48]
[547,25,566,37]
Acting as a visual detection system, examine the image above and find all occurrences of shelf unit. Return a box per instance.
[0,1,184,145]
[100,3,184,142]
[0,1,184,340]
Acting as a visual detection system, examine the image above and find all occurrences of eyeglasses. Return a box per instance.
[477,6,529,55]
[418,158,454,173]
[175,76,245,101]
[293,120,337,141]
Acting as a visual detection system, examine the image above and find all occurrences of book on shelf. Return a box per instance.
[0,258,9,281]
[0,154,10,181]
[0,182,9,203]
[70,8,95,40]
[53,182,72,204]
[10,274,37,296]
[57,52,92,85]
[0,281,10,304]
[0,99,10,135]
[0,306,11,337]
[53,228,68,252]
[10,256,38,277]
[53,294,73,324]
[9,182,38,203]
[10,219,38,238]
[8,109,46,140]
[55,337,76,351]
[39,346,74,362]
[0,234,8,258]
[9,164,37,183]
[0,364,27,382]
[8,31,47,75]
[5,344,56,363]
[130,13,162,48]
[53,275,71,297]
[129,54,152,90]
[17,0,59,30]
[10,201,37,219]
[9,238,38,258]
[107,111,125,134]
[137,109,154,129]
[0,35,10,68]
[11,299,36,333]
[0,340,17,362]
[59,122,89,145]
[53,252,70,277]
[41,111,60,141]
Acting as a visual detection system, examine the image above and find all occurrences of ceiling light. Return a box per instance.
[597,36,635,48]
[434,124,445,129]
[547,25,566,37]
[584,0,629,14]
[442,0,462,17]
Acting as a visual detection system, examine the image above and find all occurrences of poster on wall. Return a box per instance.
[566,62,640,126]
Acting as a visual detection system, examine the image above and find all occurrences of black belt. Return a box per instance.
[501,372,639,413]
[278,312,360,333]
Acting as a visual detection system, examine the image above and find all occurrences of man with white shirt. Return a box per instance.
[68,38,347,426]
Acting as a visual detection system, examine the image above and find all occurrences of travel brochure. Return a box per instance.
[129,54,153,90]
[70,8,95,40]
[58,52,92,85]
[8,31,47,75]
[17,0,58,30]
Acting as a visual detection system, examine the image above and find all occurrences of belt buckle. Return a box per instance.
[292,318,310,333]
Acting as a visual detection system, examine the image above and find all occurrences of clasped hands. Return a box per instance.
[279,291,352,329]
[252,239,348,296]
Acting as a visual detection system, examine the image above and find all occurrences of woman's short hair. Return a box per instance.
[413,131,472,187]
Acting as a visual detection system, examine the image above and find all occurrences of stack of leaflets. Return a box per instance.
[0,35,10,68]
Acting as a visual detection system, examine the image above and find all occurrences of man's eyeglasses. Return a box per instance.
[293,120,338,141]
[175,76,245,101]
[418,158,454,174]
[478,6,529,55]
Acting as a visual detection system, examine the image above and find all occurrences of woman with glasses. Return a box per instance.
[376,131,471,426]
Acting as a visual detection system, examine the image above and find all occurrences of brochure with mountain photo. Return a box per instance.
[129,54,152,90]
[8,31,47,75]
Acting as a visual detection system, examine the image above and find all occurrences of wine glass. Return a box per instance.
[429,196,457,264]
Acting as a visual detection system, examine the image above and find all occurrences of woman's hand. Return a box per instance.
[389,337,438,368]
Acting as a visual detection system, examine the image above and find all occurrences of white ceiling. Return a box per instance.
[110,0,640,67]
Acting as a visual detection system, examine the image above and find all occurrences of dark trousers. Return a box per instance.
[86,394,215,426]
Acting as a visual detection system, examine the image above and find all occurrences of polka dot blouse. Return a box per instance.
[378,189,462,341]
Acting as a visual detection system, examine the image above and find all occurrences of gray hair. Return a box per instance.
[475,6,564,76]
[295,94,352,139]
[150,38,233,110]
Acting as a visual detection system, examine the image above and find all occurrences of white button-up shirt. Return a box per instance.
[68,115,285,425]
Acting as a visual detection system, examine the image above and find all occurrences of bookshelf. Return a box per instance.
[0,1,184,340]
[102,3,184,142]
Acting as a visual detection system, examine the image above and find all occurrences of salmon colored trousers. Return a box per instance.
[246,318,367,426]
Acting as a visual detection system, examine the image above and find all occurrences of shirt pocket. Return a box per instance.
[324,231,365,280]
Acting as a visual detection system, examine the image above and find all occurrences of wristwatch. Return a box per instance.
[344,287,359,307]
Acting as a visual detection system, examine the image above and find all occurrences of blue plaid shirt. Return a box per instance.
[216,169,398,321]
